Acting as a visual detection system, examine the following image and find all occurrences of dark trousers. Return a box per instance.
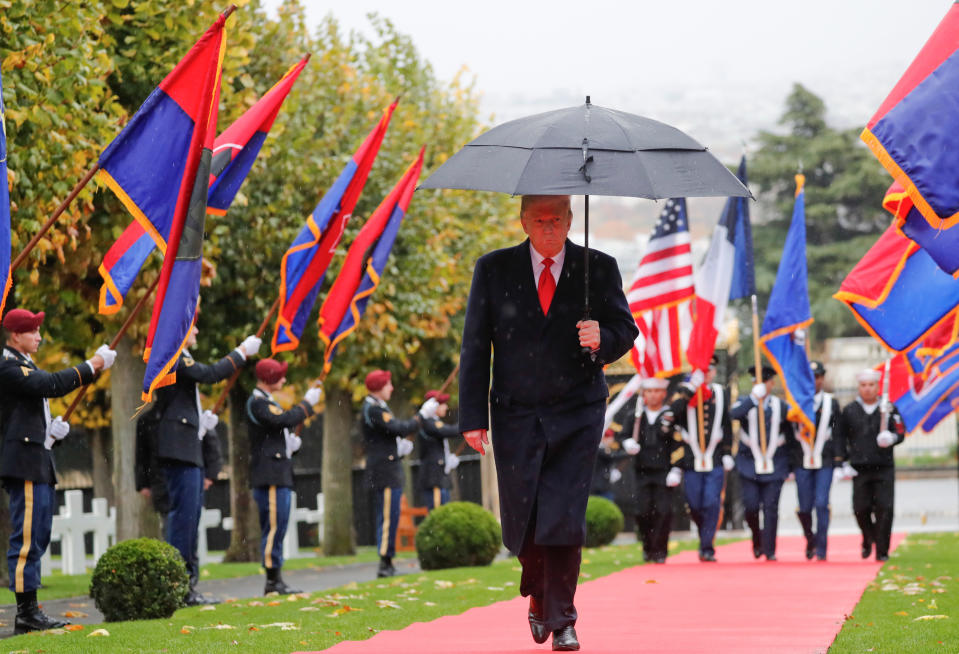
[517,506,581,632]
[852,466,895,557]
[421,487,450,511]
[740,475,784,557]
[635,471,673,559]
[795,466,833,558]
[5,480,54,593]
[684,467,724,556]
[253,485,291,570]
[163,463,203,584]
[374,486,402,558]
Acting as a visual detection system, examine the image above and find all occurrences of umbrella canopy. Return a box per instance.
[421,99,752,199]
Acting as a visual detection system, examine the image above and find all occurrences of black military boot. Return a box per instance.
[377,555,395,578]
[744,511,762,559]
[264,567,302,595]
[14,590,67,634]
[797,511,815,560]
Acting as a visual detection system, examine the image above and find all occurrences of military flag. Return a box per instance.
[97,14,229,401]
[98,57,309,315]
[888,341,959,433]
[317,148,424,373]
[271,100,397,353]
[0,72,11,317]
[760,175,816,444]
[861,2,959,267]
[883,180,959,276]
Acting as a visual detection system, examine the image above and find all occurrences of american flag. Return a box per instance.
[627,198,695,378]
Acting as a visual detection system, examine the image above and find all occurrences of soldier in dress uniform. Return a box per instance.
[361,369,428,578]
[0,308,115,633]
[790,360,841,561]
[835,368,905,562]
[416,390,460,510]
[246,358,322,594]
[730,366,792,561]
[622,377,685,564]
[154,324,261,605]
[672,355,734,562]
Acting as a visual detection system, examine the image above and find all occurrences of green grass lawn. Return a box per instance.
[830,532,959,652]
[28,547,417,602]
[4,539,688,653]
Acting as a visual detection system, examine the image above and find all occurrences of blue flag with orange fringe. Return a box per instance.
[316,148,424,374]
[890,341,959,433]
[882,180,959,276]
[98,56,309,316]
[760,174,816,444]
[0,72,11,318]
[95,13,228,401]
[271,100,397,354]
[861,2,959,270]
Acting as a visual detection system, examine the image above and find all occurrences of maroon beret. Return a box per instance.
[255,358,288,385]
[425,390,450,404]
[2,309,45,333]
[365,369,391,392]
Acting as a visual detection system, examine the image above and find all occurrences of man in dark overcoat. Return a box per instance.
[459,194,637,651]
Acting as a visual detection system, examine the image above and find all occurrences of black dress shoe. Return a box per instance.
[528,597,548,644]
[753,547,762,559]
[653,556,666,564]
[876,554,889,562]
[552,625,580,651]
[861,540,873,559]
[14,609,67,634]
[766,554,777,562]
[699,552,717,562]
[184,589,221,606]
[376,557,396,578]
[805,543,815,560]
[816,554,827,561]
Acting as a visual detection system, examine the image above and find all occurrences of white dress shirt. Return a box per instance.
[529,243,565,288]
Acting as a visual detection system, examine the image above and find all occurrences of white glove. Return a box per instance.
[48,416,70,440]
[832,466,846,483]
[610,468,622,484]
[722,454,735,471]
[304,386,322,406]
[750,383,767,401]
[94,344,117,370]
[419,397,440,420]
[622,437,640,455]
[876,430,896,448]
[665,466,683,488]
[285,431,302,458]
[688,369,705,389]
[776,435,786,447]
[842,461,858,480]
[236,335,262,359]
[396,437,414,458]
[793,329,807,347]
[443,453,460,475]
[198,409,218,439]
[880,400,894,416]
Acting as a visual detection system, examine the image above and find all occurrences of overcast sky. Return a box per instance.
[265,0,950,126]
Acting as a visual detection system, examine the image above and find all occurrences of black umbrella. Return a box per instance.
[421,97,752,321]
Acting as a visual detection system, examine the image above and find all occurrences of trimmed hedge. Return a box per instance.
[416,501,501,570]
[585,495,624,547]
[90,538,189,622]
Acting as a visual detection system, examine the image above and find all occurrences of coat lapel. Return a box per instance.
[511,240,544,322]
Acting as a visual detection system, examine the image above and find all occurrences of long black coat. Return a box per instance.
[459,239,637,552]
[246,388,313,488]
[0,345,96,484]
[154,350,245,467]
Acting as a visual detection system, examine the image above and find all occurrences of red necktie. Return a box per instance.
[538,258,555,315]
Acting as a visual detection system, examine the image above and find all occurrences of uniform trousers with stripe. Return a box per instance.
[684,467,724,556]
[740,476,784,557]
[162,463,204,582]
[253,485,291,570]
[5,480,55,593]
[795,466,833,558]
[374,486,402,558]
[421,487,450,511]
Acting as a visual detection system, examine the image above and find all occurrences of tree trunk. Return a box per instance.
[322,387,355,556]
[224,383,259,562]
[111,335,153,541]
[90,427,114,506]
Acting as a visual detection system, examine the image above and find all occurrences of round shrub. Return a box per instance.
[585,496,624,547]
[90,538,189,622]
[416,501,502,570]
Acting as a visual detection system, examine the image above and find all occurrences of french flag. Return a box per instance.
[687,156,752,373]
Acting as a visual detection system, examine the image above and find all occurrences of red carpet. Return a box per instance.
[305,533,903,654]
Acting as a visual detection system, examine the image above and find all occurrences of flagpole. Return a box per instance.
[10,164,100,271]
[751,294,767,458]
[697,387,706,457]
[438,362,459,395]
[210,295,281,415]
[62,275,161,421]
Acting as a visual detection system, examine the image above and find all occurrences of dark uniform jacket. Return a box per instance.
[730,394,792,481]
[246,387,313,488]
[362,395,420,489]
[632,406,686,474]
[671,384,733,471]
[417,418,459,490]
[788,391,841,470]
[458,239,637,552]
[590,439,627,496]
[0,345,96,484]
[154,350,245,467]
[835,399,905,470]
